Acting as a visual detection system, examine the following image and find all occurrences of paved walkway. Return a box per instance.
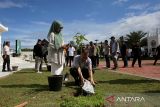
[99,60,160,80]
[0,57,35,78]
[1,57,160,81]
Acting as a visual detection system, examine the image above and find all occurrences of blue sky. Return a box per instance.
[0,0,160,48]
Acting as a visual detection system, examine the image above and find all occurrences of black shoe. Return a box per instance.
[111,67,118,70]
[8,69,12,72]
[2,70,6,72]
[75,79,80,86]
[106,66,110,68]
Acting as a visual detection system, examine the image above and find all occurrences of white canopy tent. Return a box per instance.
[0,23,8,61]
[0,23,8,32]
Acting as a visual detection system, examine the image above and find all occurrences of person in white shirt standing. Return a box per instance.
[68,44,75,67]
[2,41,11,72]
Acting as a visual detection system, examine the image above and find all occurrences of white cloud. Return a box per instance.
[0,1,25,8]
[63,11,160,43]
[4,11,160,48]
[152,4,160,11]
[30,21,50,26]
[128,3,150,10]
[125,12,136,17]
[113,0,128,5]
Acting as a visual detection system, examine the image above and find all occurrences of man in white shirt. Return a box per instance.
[68,44,75,67]
[2,41,11,72]
[70,48,95,86]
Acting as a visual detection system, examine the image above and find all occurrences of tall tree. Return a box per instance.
[126,31,147,48]
[140,37,148,47]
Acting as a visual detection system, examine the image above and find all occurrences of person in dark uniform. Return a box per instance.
[33,39,43,73]
[120,40,128,67]
[153,45,160,65]
[40,39,49,70]
[132,42,142,67]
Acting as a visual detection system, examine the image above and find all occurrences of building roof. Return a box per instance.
[0,23,8,32]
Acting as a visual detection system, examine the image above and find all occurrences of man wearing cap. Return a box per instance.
[110,36,119,70]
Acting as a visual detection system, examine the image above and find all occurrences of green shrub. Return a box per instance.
[60,94,104,107]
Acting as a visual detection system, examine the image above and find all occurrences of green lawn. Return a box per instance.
[0,68,160,107]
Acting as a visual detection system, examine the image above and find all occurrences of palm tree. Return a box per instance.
[126,31,147,48]
[140,37,147,47]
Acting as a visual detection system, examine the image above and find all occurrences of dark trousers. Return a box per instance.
[2,55,11,71]
[132,56,141,67]
[104,55,110,68]
[111,54,118,68]
[96,55,99,66]
[70,68,94,85]
[122,55,128,67]
[153,55,160,65]
[40,55,48,70]
[69,56,74,67]
[90,56,96,68]
[65,56,69,66]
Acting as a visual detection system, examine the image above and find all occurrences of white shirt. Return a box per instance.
[68,47,75,56]
[3,45,10,55]
[72,55,92,69]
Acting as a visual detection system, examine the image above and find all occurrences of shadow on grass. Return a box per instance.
[64,81,79,90]
[0,84,49,91]
[16,71,36,74]
[144,90,160,93]
[97,79,160,84]
[64,81,75,87]
[64,81,84,97]
[15,70,50,74]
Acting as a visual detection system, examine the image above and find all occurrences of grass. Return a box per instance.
[0,67,160,107]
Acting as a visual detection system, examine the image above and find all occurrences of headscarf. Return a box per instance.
[47,21,63,49]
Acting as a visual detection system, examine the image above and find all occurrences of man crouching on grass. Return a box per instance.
[70,47,95,86]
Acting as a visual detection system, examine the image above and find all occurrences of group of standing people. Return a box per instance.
[33,39,48,73]
[103,37,143,69]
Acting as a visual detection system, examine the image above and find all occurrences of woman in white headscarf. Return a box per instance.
[47,21,65,75]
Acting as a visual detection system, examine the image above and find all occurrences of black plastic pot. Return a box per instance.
[47,65,51,71]
[12,66,18,71]
[48,75,63,91]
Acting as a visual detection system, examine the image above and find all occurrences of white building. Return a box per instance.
[0,23,8,62]
[147,28,160,56]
